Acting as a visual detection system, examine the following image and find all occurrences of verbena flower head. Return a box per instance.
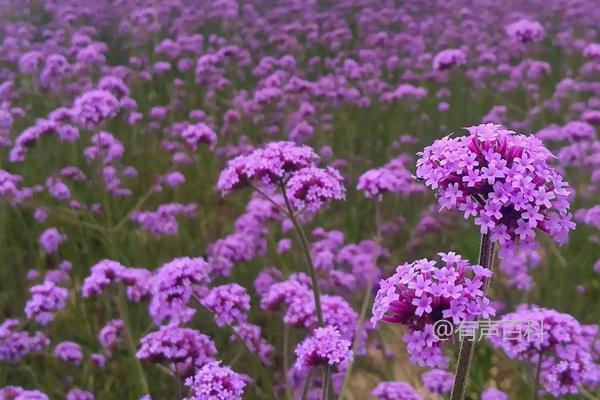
[294,326,352,370]
[24,280,68,325]
[506,19,545,43]
[66,388,94,400]
[216,141,317,194]
[488,305,599,397]
[372,381,423,400]
[54,341,83,365]
[149,257,210,325]
[0,319,49,362]
[200,284,250,327]
[98,320,124,352]
[184,361,246,400]
[0,386,49,400]
[137,326,217,376]
[371,253,495,368]
[416,124,575,247]
[481,388,508,400]
[38,227,66,253]
[285,167,345,212]
[432,48,466,71]
[422,369,453,395]
[72,89,120,129]
[357,155,425,199]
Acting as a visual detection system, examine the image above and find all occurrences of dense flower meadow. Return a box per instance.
[1,0,599,399]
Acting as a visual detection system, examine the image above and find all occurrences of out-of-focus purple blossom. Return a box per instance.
[24,280,68,325]
[72,90,120,129]
[357,155,425,199]
[98,320,124,352]
[506,19,545,43]
[372,381,423,400]
[66,388,94,400]
[422,369,453,395]
[54,341,83,365]
[38,227,66,253]
[481,388,508,400]
[433,48,466,71]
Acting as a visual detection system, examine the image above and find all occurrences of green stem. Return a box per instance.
[283,324,293,400]
[280,183,325,326]
[450,233,496,400]
[115,289,150,396]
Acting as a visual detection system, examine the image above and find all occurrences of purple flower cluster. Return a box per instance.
[506,19,545,43]
[293,326,353,370]
[82,259,151,302]
[0,386,49,400]
[416,124,575,247]
[98,320,124,352]
[183,361,247,400]
[371,253,495,368]
[24,280,68,325]
[0,319,49,362]
[488,305,599,397]
[422,369,453,395]
[131,203,197,237]
[54,341,83,365]
[149,257,210,325]
[433,48,467,71]
[66,389,94,400]
[372,381,423,400]
[200,284,250,327]
[357,155,425,199]
[137,325,217,376]
[38,227,66,253]
[71,89,120,128]
[481,388,508,400]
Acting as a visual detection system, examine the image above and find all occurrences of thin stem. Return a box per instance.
[321,367,331,400]
[280,182,325,326]
[450,233,496,400]
[175,375,183,400]
[533,351,543,400]
[115,288,150,396]
[283,324,293,400]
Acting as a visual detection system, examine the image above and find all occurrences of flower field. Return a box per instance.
[0,0,599,399]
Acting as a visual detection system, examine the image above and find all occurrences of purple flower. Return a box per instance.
[38,227,66,253]
[294,326,352,370]
[149,257,210,325]
[481,388,508,400]
[0,319,49,362]
[286,167,345,212]
[137,325,217,376]
[372,381,423,400]
[0,386,49,400]
[72,90,120,129]
[371,254,494,368]
[183,361,246,400]
[433,48,466,71]
[98,320,124,352]
[181,123,217,150]
[54,341,83,365]
[506,19,545,43]
[66,388,94,400]
[488,305,599,397]
[200,284,251,327]
[422,369,453,395]
[216,141,317,195]
[416,124,575,247]
[357,155,425,199]
[24,280,68,325]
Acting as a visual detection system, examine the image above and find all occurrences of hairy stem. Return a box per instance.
[321,367,331,400]
[450,232,496,400]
